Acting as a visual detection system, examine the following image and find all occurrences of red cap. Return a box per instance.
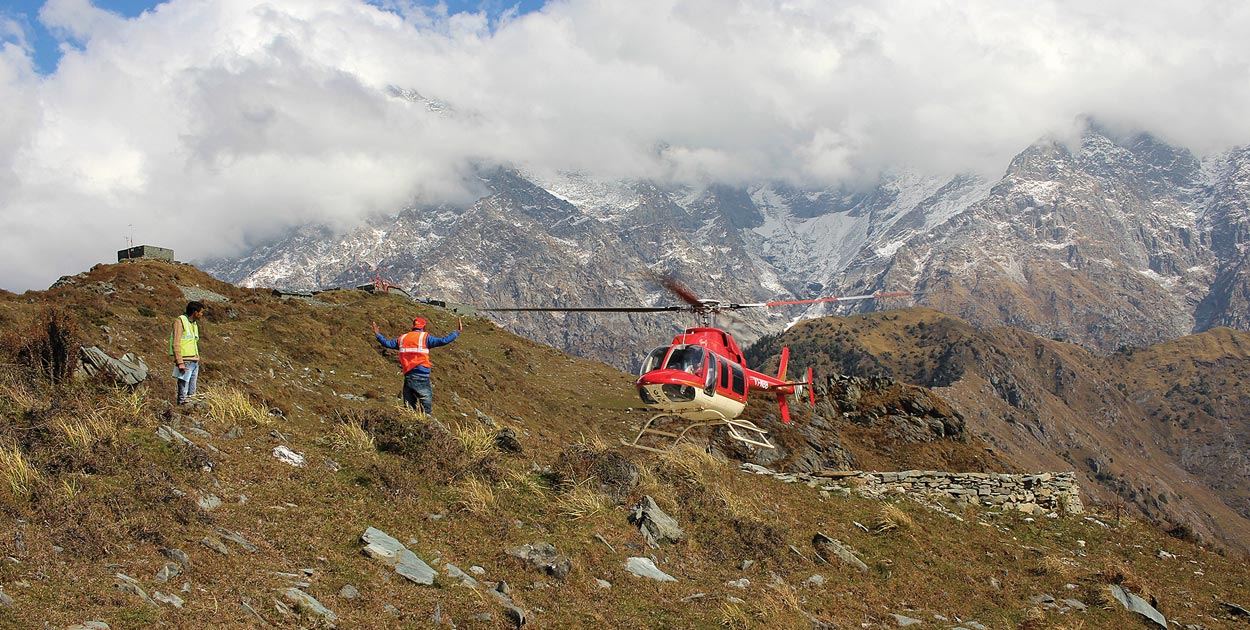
[412,317,426,329]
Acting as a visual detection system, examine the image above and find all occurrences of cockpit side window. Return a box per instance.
[663,345,706,375]
[639,346,670,376]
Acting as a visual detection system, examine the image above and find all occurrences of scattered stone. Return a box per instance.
[806,574,825,586]
[472,613,494,622]
[152,591,184,608]
[240,597,270,625]
[1061,598,1087,611]
[1158,550,1177,559]
[272,446,306,467]
[627,496,685,548]
[383,603,401,615]
[179,285,230,303]
[222,426,244,439]
[338,584,359,599]
[1030,594,1059,608]
[740,559,755,571]
[360,527,438,585]
[79,346,148,385]
[495,428,522,453]
[113,573,158,606]
[1220,601,1250,617]
[623,557,677,582]
[0,590,13,607]
[891,613,922,627]
[725,595,745,604]
[155,425,196,446]
[66,624,110,630]
[214,527,259,552]
[1108,584,1167,628]
[197,493,222,511]
[594,534,616,554]
[160,547,191,571]
[594,578,611,589]
[506,542,572,580]
[154,562,181,583]
[726,578,750,589]
[812,532,868,573]
[470,566,486,575]
[278,587,338,625]
[681,593,706,602]
[200,535,229,555]
[443,563,478,587]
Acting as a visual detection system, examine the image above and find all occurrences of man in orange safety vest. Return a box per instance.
[372,316,462,414]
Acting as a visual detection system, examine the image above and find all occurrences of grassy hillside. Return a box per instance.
[1,261,1248,628]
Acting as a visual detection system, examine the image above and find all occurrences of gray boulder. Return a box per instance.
[628,496,685,548]
[506,542,572,580]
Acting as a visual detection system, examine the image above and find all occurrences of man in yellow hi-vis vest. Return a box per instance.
[170,301,205,405]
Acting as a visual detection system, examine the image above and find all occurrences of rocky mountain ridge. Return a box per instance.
[745,306,1250,554]
[206,123,1250,372]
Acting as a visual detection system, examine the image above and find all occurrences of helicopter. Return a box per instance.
[483,277,910,452]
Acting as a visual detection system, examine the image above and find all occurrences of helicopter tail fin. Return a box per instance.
[777,347,790,381]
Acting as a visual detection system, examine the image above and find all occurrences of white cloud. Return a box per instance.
[2,0,1250,290]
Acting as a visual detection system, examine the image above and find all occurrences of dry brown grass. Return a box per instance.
[1033,554,1075,578]
[652,442,721,487]
[105,384,151,422]
[326,419,376,455]
[53,412,119,450]
[204,387,271,426]
[553,478,610,521]
[452,421,498,461]
[455,477,496,516]
[0,443,41,501]
[719,601,753,629]
[873,502,914,534]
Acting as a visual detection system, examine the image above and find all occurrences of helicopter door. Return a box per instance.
[703,356,717,396]
[729,361,746,396]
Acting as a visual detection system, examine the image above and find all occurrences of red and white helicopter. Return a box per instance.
[485,278,909,452]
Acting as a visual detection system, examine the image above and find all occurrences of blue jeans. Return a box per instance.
[176,360,200,404]
[403,371,434,415]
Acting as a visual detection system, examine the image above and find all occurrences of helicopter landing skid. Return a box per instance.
[621,413,775,452]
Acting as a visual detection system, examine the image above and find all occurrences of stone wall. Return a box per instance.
[118,245,174,262]
[740,464,1083,515]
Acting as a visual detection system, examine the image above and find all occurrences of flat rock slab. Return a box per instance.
[360,527,437,585]
[812,532,868,573]
[278,587,337,625]
[1109,584,1166,629]
[624,557,677,582]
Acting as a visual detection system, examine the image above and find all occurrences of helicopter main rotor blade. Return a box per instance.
[729,290,912,309]
[656,274,706,309]
[481,306,688,313]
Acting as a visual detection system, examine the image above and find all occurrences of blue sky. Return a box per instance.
[1,0,547,74]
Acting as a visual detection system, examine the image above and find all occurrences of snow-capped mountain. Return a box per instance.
[204,124,1250,370]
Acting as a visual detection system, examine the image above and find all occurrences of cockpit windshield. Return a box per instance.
[639,346,670,376]
[662,345,706,375]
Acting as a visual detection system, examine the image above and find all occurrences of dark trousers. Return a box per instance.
[403,371,434,415]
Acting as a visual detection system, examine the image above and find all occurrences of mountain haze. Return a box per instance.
[207,123,1250,372]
